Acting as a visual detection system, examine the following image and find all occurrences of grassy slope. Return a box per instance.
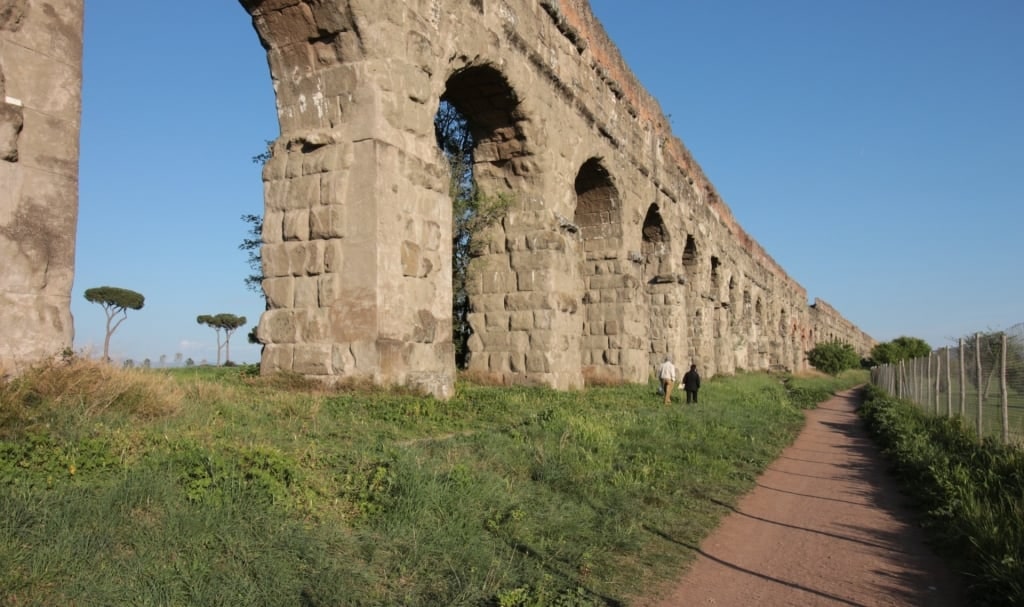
[1,361,865,606]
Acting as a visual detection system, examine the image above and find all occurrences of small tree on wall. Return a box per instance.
[434,100,509,368]
[83,286,145,361]
[196,314,247,365]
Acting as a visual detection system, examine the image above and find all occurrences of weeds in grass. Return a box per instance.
[0,357,182,437]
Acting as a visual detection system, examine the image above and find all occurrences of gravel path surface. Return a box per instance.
[637,388,966,607]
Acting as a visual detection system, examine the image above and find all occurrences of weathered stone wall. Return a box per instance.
[0,0,80,374]
[1,0,873,392]
[242,0,874,393]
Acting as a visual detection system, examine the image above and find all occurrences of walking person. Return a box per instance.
[682,364,701,404]
[657,356,677,405]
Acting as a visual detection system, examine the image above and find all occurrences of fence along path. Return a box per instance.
[871,326,1024,444]
[637,388,966,607]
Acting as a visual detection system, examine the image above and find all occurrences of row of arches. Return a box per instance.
[434,63,808,382]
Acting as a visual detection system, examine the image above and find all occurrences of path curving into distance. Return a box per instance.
[638,388,967,607]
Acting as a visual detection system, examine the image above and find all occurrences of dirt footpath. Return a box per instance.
[639,388,967,607]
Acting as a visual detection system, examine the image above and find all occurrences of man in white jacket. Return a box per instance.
[657,356,677,405]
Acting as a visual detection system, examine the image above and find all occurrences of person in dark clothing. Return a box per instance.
[681,364,701,404]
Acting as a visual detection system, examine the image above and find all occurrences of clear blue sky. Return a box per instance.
[72,1,1024,365]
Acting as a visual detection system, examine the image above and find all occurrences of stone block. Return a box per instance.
[485,312,510,330]
[293,276,319,308]
[509,352,526,373]
[332,343,356,373]
[401,240,424,277]
[320,172,348,207]
[263,277,295,308]
[526,352,550,374]
[489,352,510,373]
[516,269,555,292]
[534,310,553,330]
[509,331,529,353]
[526,231,565,252]
[510,250,558,272]
[260,344,294,375]
[510,311,533,331]
[505,292,552,312]
[483,270,517,294]
[310,205,345,239]
[288,174,322,210]
[302,142,351,175]
[478,330,510,349]
[411,309,438,343]
[318,273,345,306]
[472,293,506,314]
[262,243,290,278]
[293,344,333,375]
[283,209,310,241]
[467,312,486,334]
[298,241,326,275]
[582,335,609,351]
[323,239,344,273]
[262,309,301,344]
[262,210,285,244]
[264,179,289,211]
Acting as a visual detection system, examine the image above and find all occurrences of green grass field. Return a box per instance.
[1,360,865,606]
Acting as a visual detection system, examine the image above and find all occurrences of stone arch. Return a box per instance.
[575,158,628,383]
[441,65,526,189]
[574,158,621,248]
[436,65,527,375]
[641,203,668,260]
[640,202,679,369]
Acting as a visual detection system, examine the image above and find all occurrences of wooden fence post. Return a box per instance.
[976,332,983,439]
[959,338,966,417]
[1001,333,1009,445]
[945,347,952,417]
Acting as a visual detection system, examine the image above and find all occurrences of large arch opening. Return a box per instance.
[640,203,677,367]
[574,158,625,382]
[441,66,525,187]
[66,2,276,367]
[641,204,669,260]
[438,65,522,372]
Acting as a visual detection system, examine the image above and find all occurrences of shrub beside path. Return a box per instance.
[638,388,967,607]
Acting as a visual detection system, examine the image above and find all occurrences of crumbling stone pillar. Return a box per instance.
[0,0,81,374]
[244,0,454,397]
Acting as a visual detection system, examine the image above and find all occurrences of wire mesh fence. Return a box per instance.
[870,324,1024,445]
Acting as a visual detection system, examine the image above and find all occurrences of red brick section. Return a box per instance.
[556,0,804,298]
[637,388,967,607]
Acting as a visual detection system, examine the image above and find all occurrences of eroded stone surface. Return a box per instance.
[0,0,80,375]
[1,0,872,395]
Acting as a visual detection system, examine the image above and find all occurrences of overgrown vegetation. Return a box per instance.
[869,335,931,365]
[805,340,861,376]
[0,359,863,606]
[860,385,1024,606]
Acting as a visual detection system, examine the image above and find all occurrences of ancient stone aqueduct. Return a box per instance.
[1,0,874,397]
